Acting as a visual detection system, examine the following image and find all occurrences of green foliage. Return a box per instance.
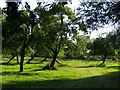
[77,2,120,30]
[2,2,38,55]
[108,27,120,57]
[75,35,88,56]
[2,1,87,70]
[57,49,65,59]
[5,2,20,20]
[88,36,115,57]
[33,2,87,67]
[64,35,90,58]
[109,27,120,49]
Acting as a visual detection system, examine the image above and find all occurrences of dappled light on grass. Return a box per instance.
[2,58,119,88]
[2,71,119,88]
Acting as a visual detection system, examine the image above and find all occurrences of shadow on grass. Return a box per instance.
[30,69,43,71]
[25,59,41,61]
[25,61,49,64]
[2,71,39,76]
[107,66,120,69]
[1,61,41,65]
[25,62,41,64]
[61,58,101,62]
[1,63,19,66]
[1,62,46,65]
[2,71,119,88]
[76,64,119,69]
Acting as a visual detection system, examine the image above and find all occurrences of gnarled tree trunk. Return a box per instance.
[16,55,19,64]
[41,56,49,63]
[102,54,107,64]
[7,55,16,64]
[26,53,36,64]
[20,41,26,72]
[20,34,32,72]
[50,52,58,68]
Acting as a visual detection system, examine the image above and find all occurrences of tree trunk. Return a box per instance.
[50,52,58,67]
[56,60,61,64]
[41,56,48,63]
[102,54,107,64]
[26,54,35,64]
[16,55,19,64]
[20,41,26,72]
[7,55,16,63]
[112,57,116,61]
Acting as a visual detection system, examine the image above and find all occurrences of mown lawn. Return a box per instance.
[2,57,119,88]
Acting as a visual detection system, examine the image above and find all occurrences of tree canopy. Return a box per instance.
[2,1,87,71]
[87,34,117,64]
[2,1,120,71]
[77,1,120,30]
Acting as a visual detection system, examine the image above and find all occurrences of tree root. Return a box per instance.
[42,64,57,70]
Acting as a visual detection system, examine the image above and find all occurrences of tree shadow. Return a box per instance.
[61,58,101,62]
[76,64,119,69]
[2,62,46,65]
[26,61,49,64]
[25,62,41,64]
[107,66,120,69]
[1,63,19,66]
[25,59,41,61]
[30,69,43,71]
[25,60,49,64]
[2,71,119,88]
[2,71,39,76]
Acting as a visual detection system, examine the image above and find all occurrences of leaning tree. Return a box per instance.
[88,36,116,64]
[35,2,87,69]
[2,2,38,72]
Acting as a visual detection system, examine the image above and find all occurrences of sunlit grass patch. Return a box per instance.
[2,57,119,88]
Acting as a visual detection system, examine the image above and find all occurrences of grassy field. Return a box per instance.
[2,57,119,88]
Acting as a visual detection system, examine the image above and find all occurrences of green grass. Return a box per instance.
[2,57,119,88]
